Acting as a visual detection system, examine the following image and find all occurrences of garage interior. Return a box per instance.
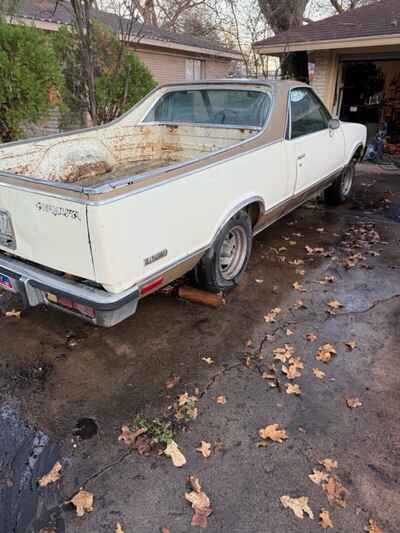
[336,55,400,167]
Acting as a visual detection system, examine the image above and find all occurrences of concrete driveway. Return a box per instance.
[0,165,399,533]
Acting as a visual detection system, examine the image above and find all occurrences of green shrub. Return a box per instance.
[0,18,63,141]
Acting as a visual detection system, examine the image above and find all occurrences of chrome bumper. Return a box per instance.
[0,253,139,326]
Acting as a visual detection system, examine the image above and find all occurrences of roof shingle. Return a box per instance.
[254,0,400,48]
[16,0,238,56]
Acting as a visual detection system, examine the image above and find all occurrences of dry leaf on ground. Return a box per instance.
[306,333,318,342]
[367,519,383,533]
[115,523,124,533]
[185,475,212,529]
[38,462,62,487]
[322,476,348,508]
[319,276,336,285]
[282,364,301,380]
[38,529,56,533]
[316,344,336,363]
[293,281,307,292]
[216,395,226,404]
[118,425,147,445]
[164,441,186,467]
[289,357,304,370]
[309,469,329,485]
[264,307,282,323]
[258,424,287,443]
[327,300,344,311]
[345,340,358,351]
[178,392,198,407]
[70,489,94,517]
[280,495,314,520]
[313,368,326,379]
[165,375,180,390]
[273,344,294,363]
[346,398,362,409]
[5,309,21,319]
[161,529,171,533]
[286,328,294,336]
[286,383,301,395]
[320,509,333,529]
[202,357,214,365]
[319,458,338,471]
[196,441,211,458]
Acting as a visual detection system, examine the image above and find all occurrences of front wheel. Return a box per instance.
[324,163,355,206]
[194,210,252,293]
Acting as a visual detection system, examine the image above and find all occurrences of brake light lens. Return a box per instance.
[46,292,96,319]
[140,276,164,296]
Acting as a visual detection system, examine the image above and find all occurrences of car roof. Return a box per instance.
[157,79,310,91]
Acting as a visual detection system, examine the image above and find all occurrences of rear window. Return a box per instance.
[143,89,272,129]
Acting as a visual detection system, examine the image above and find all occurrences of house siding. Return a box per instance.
[135,48,232,84]
[310,50,338,111]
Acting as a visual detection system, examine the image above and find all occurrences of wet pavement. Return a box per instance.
[0,164,399,533]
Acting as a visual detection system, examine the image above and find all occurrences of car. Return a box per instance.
[0,80,367,326]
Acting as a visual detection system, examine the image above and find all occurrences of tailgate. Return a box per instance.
[0,183,95,280]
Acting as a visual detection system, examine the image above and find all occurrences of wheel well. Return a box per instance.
[351,145,364,163]
[246,201,264,227]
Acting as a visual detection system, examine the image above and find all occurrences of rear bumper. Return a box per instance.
[0,253,139,327]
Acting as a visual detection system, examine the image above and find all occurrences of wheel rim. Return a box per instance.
[219,225,248,281]
[341,166,354,197]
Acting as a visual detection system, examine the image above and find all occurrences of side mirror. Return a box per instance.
[328,118,340,130]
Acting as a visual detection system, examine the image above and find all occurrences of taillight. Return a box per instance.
[140,276,164,296]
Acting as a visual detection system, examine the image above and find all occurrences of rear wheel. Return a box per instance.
[194,210,252,293]
[324,163,355,206]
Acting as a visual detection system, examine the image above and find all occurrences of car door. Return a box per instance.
[286,87,345,195]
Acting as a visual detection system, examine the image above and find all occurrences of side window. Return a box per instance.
[290,89,330,139]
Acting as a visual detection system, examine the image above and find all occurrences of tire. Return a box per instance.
[324,163,355,206]
[194,210,252,293]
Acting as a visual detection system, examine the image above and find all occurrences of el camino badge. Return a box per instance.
[144,249,168,266]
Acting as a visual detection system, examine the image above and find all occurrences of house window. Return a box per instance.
[185,59,205,81]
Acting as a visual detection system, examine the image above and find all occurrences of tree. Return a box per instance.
[258,0,310,81]
[53,21,155,125]
[0,18,63,142]
[328,0,373,13]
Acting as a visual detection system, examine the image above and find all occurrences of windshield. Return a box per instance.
[143,88,272,129]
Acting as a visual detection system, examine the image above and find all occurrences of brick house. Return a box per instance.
[254,0,400,143]
[13,0,241,85]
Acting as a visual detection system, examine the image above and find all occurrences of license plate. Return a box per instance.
[0,273,14,291]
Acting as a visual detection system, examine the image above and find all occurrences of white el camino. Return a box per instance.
[0,80,366,326]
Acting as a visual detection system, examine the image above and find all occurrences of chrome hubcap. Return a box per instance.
[219,226,248,280]
[341,166,354,196]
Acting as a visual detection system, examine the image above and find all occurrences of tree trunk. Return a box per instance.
[258,0,310,81]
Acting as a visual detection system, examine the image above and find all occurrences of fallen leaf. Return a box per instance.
[289,356,304,369]
[294,300,307,309]
[202,357,214,365]
[5,309,21,319]
[196,441,211,458]
[319,458,338,471]
[161,529,171,533]
[319,276,336,285]
[293,281,307,292]
[320,509,333,529]
[309,469,329,485]
[346,398,362,409]
[38,529,56,533]
[367,519,383,533]
[345,340,358,351]
[286,328,294,336]
[305,245,325,256]
[316,344,337,363]
[178,392,198,407]
[289,259,304,265]
[313,368,326,380]
[38,462,62,487]
[282,364,301,380]
[216,395,226,405]
[280,495,314,520]
[164,441,186,467]
[258,423,287,443]
[327,299,344,311]
[316,227,325,233]
[286,383,301,395]
[273,344,294,363]
[115,524,124,533]
[306,333,318,342]
[165,375,180,390]
[322,476,348,508]
[118,425,147,445]
[264,307,282,323]
[185,475,212,528]
[255,278,264,284]
[70,489,94,517]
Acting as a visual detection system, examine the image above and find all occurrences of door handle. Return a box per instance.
[297,153,306,160]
